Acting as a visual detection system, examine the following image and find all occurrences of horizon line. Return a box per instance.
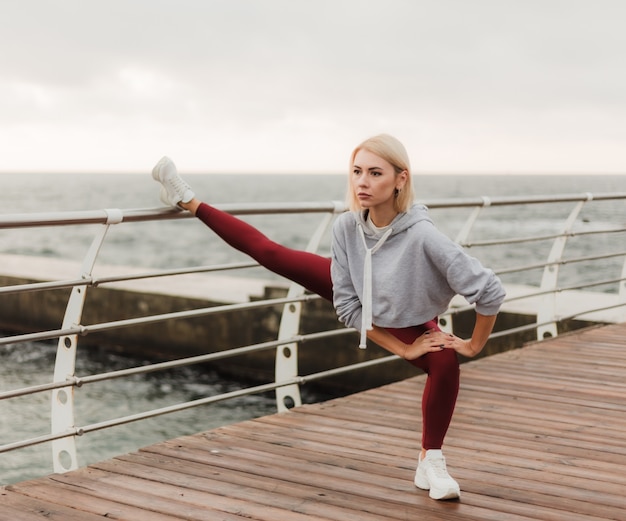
[2,170,625,176]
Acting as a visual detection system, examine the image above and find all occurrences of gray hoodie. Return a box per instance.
[331,203,506,348]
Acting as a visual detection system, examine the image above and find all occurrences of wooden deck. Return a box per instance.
[2,323,625,520]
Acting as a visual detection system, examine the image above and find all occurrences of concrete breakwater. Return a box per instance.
[0,254,612,395]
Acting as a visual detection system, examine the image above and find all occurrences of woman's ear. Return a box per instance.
[396,169,408,191]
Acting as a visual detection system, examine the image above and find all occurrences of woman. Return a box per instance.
[151,145,503,500]
[330,134,505,500]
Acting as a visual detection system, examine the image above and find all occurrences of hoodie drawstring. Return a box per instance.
[357,223,393,348]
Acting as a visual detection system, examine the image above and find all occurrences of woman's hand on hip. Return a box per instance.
[404,329,455,360]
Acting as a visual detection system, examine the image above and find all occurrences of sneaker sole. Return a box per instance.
[414,474,429,490]
[151,157,170,182]
[429,486,460,500]
[415,472,460,500]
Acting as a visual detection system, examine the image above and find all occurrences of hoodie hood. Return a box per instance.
[357,203,432,239]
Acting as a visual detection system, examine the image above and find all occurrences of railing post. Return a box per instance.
[454,197,491,245]
[536,197,590,340]
[50,210,121,473]
[274,211,335,412]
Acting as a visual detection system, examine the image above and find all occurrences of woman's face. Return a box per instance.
[351,148,406,212]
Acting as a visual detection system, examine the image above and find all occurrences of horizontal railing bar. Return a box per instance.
[496,251,626,276]
[424,192,626,209]
[0,293,322,346]
[83,294,322,334]
[0,277,89,295]
[489,301,625,342]
[79,328,353,384]
[76,378,305,435]
[489,321,547,339]
[80,330,350,383]
[0,377,305,453]
[495,262,547,276]
[464,233,567,248]
[435,278,624,320]
[0,327,84,346]
[571,226,626,237]
[555,277,624,293]
[458,278,624,311]
[1,193,625,229]
[0,261,262,296]
[464,226,625,248]
[0,330,354,401]
[0,202,344,229]
[559,251,626,265]
[301,355,400,382]
[0,380,76,401]
[486,310,614,341]
[0,428,78,454]
[563,302,626,321]
[504,278,624,304]
[487,301,625,341]
[91,261,260,286]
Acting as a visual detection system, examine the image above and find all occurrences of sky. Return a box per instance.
[1,0,625,175]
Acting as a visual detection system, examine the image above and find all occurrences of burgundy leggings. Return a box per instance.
[196,203,459,449]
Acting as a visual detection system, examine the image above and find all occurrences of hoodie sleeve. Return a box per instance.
[447,250,506,315]
[424,226,506,316]
[330,217,363,330]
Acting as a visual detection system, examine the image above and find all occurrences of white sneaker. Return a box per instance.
[151,156,195,207]
[414,449,460,500]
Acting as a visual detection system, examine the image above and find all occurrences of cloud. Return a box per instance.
[1,0,626,174]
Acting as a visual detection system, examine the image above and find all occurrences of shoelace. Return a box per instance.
[427,456,450,478]
[167,175,191,195]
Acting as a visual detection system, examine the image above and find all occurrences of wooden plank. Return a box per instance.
[2,476,201,521]
[0,491,108,521]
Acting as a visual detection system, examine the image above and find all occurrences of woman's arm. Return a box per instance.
[447,312,498,358]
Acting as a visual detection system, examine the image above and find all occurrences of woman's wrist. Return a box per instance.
[467,339,483,357]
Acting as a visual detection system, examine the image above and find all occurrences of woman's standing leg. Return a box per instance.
[389,323,461,500]
[386,323,460,450]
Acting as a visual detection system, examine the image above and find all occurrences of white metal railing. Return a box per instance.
[1,193,625,478]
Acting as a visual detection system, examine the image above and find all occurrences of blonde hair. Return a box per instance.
[346,134,415,212]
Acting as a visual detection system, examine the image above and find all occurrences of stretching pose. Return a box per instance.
[151,149,504,500]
